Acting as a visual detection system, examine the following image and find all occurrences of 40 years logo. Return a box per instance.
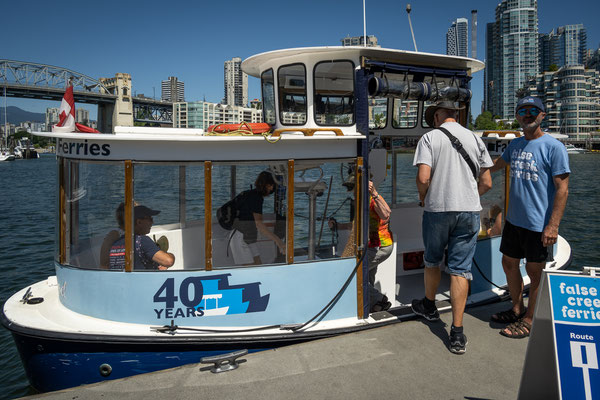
[152,273,269,319]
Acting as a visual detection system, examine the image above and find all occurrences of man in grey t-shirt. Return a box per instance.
[411,101,493,354]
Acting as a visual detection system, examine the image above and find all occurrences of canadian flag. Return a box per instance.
[53,84,99,133]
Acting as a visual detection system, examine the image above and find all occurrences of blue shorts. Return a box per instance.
[422,211,480,280]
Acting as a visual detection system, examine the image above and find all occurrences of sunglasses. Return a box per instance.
[517,107,541,117]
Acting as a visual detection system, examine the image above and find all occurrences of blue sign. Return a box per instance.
[549,274,600,400]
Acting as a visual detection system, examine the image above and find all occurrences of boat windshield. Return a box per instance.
[57,157,361,271]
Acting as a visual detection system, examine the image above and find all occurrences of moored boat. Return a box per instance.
[564,143,586,154]
[1,46,571,392]
[0,150,15,161]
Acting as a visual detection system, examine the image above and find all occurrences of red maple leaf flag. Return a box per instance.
[53,84,100,133]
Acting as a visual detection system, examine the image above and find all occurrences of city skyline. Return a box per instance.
[3,0,600,121]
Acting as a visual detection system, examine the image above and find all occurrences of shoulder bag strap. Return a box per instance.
[437,126,478,181]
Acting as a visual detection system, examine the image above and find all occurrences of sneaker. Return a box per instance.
[411,298,440,321]
[449,331,468,355]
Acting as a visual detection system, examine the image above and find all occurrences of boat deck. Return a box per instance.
[31,299,531,400]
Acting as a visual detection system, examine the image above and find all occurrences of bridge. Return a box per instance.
[1,60,173,132]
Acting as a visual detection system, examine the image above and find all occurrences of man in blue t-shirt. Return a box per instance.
[109,205,175,270]
[489,96,570,339]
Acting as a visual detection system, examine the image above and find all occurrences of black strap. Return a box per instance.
[437,126,478,180]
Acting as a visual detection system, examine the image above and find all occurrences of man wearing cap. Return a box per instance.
[489,96,569,339]
[108,205,175,270]
[411,100,493,354]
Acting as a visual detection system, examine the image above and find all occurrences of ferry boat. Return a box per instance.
[1,46,572,392]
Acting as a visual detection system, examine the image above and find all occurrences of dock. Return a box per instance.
[25,300,530,400]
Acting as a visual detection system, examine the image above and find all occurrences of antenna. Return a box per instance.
[363,0,367,47]
[406,4,418,52]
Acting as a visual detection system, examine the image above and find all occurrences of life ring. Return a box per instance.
[207,122,272,135]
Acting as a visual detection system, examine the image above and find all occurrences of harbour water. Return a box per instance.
[1,153,599,398]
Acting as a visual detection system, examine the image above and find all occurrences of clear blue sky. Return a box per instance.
[2,0,599,121]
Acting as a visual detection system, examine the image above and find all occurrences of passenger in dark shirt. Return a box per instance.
[109,205,175,270]
[229,171,285,265]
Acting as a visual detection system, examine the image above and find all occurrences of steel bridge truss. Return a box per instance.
[0,60,109,93]
[133,102,173,123]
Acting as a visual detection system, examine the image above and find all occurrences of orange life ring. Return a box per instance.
[207,122,271,135]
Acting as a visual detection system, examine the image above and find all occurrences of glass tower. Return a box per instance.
[539,24,587,72]
[446,18,468,57]
[485,0,539,119]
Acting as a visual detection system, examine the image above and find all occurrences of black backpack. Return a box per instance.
[216,191,248,231]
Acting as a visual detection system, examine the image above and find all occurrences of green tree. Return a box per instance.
[475,111,497,130]
[372,113,386,128]
[511,119,520,129]
[548,64,559,72]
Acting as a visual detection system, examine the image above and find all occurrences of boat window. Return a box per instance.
[278,64,307,125]
[130,163,206,271]
[60,159,125,270]
[261,69,276,125]
[479,171,506,239]
[369,98,388,129]
[211,163,287,269]
[293,160,356,261]
[314,61,354,126]
[392,99,419,128]
[422,100,435,128]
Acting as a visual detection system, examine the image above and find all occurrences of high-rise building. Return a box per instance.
[161,76,185,102]
[340,35,379,47]
[586,48,600,72]
[525,65,600,138]
[173,101,262,130]
[485,0,539,119]
[46,107,60,131]
[76,108,89,125]
[446,18,468,57]
[224,57,248,107]
[484,22,496,114]
[539,24,587,72]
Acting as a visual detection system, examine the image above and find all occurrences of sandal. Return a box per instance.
[499,320,531,339]
[370,296,392,313]
[490,308,526,323]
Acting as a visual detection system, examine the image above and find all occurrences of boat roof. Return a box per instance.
[242,46,485,77]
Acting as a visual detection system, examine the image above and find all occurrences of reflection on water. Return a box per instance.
[0,153,598,398]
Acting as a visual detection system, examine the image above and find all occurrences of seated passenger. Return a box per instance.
[99,202,126,269]
[108,205,175,270]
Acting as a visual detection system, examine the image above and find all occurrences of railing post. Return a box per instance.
[205,161,213,271]
[287,159,294,265]
[124,161,134,272]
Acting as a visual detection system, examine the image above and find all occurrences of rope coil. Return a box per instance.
[205,122,281,143]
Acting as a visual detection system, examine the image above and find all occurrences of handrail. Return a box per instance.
[355,157,364,319]
[271,128,344,137]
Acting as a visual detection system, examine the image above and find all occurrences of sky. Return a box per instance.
[2,0,600,121]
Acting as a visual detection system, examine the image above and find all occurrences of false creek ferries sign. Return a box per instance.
[549,274,600,400]
[519,270,600,400]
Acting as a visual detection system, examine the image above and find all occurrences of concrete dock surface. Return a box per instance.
[27,300,532,400]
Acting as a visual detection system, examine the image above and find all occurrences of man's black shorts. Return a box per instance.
[500,220,549,263]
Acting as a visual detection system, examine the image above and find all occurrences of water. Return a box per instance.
[1,153,599,398]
